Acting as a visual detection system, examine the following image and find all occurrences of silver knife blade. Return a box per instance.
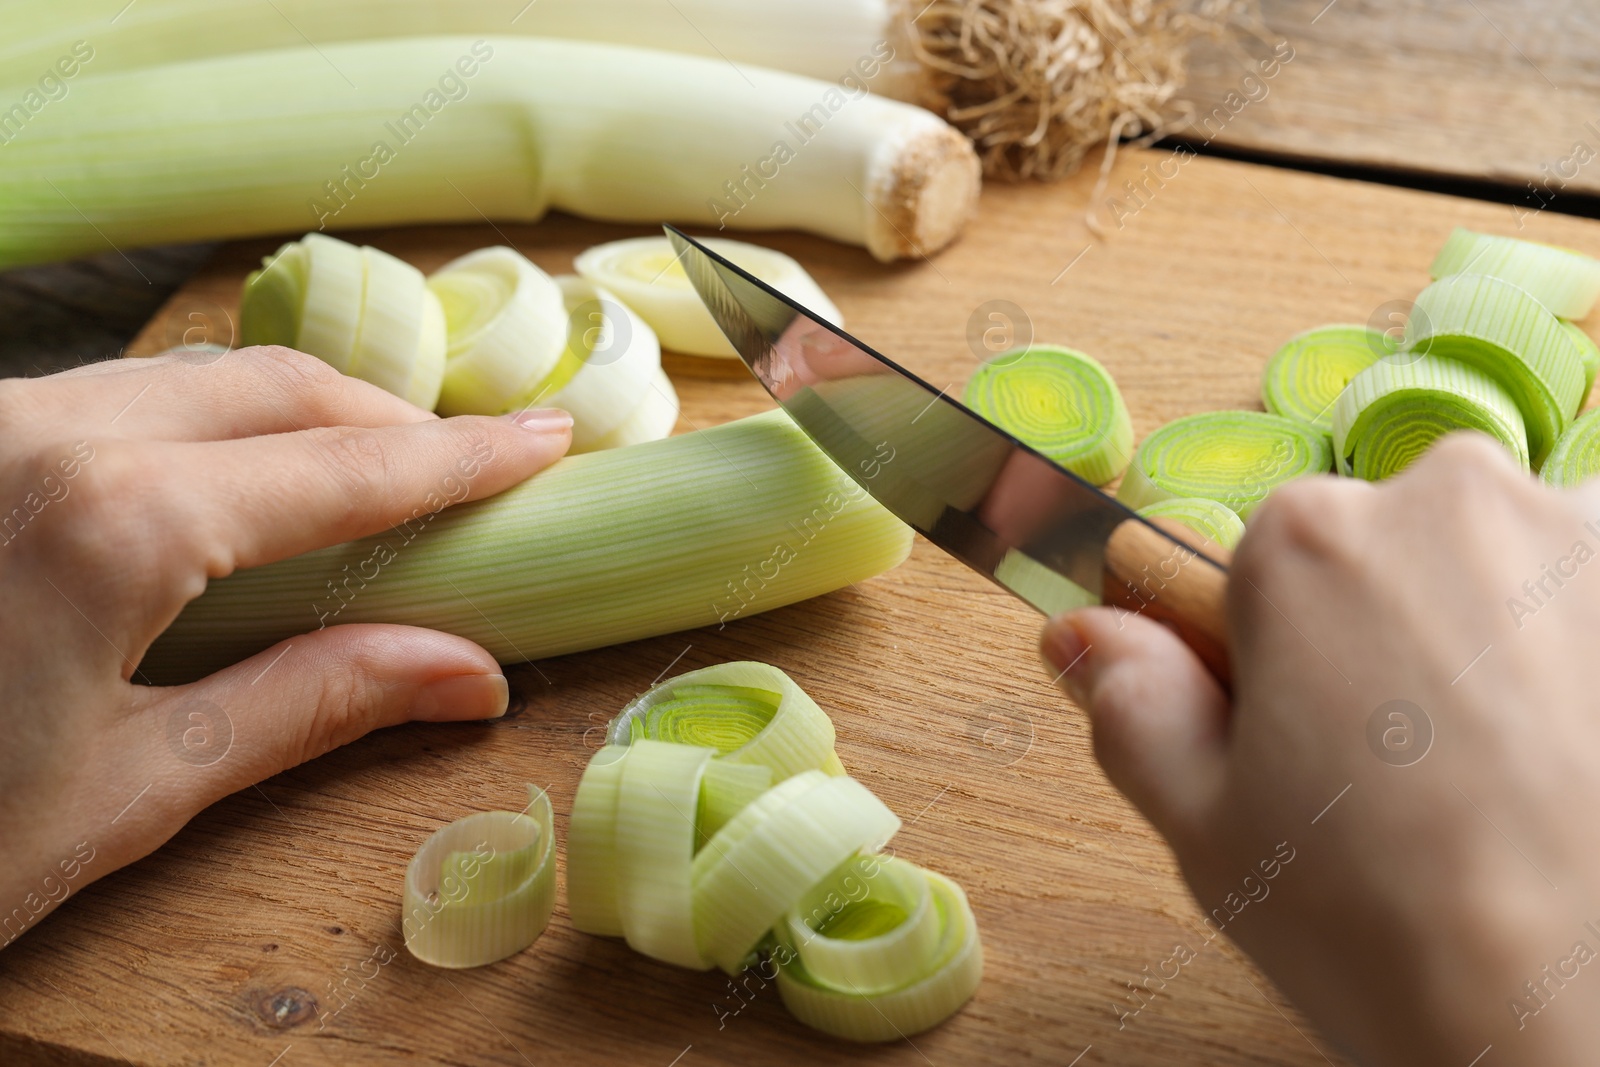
[664,226,1227,616]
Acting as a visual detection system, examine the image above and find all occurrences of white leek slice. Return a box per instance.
[583,368,679,452]
[1408,273,1587,464]
[567,745,629,937]
[428,247,570,417]
[1116,411,1333,520]
[1543,407,1600,487]
[1431,228,1600,320]
[239,232,446,408]
[1261,325,1388,435]
[574,236,842,359]
[962,344,1132,485]
[615,739,717,969]
[691,773,900,973]
[609,662,839,780]
[775,855,940,996]
[1136,498,1245,551]
[777,867,982,1042]
[401,786,556,968]
[1332,353,1530,478]
[697,760,773,847]
[538,276,662,452]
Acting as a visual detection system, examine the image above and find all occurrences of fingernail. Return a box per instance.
[504,408,573,433]
[414,673,509,722]
[1041,617,1089,702]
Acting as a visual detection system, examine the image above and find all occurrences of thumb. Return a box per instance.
[136,624,508,827]
[1042,607,1230,847]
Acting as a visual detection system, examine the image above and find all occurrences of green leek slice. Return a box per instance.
[697,760,773,847]
[1562,321,1599,400]
[567,746,629,937]
[775,855,941,996]
[962,344,1132,485]
[1136,498,1245,550]
[609,662,839,780]
[692,773,900,973]
[615,739,716,969]
[1260,325,1389,434]
[1332,354,1530,479]
[239,232,446,408]
[1431,228,1600,320]
[1116,411,1332,519]
[1542,407,1600,487]
[1407,273,1587,464]
[574,236,842,358]
[401,786,555,968]
[776,867,983,1042]
[428,247,570,417]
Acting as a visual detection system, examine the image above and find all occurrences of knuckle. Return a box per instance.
[302,639,395,758]
[247,345,343,393]
[1241,477,1349,561]
[306,425,393,507]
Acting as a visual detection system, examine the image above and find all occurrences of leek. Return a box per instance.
[1116,411,1332,520]
[401,786,555,968]
[1136,498,1245,550]
[1561,321,1599,400]
[1332,354,1529,478]
[615,739,717,969]
[962,344,1133,486]
[567,746,628,938]
[143,410,914,682]
[574,237,842,359]
[0,37,979,268]
[1542,408,1600,487]
[1407,274,1586,465]
[240,233,446,409]
[1260,325,1389,435]
[543,277,668,452]
[1430,228,1600,320]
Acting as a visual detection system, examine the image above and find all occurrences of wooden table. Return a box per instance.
[4,3,1600,1064]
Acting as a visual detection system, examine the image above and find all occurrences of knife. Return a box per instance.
[664,226,1232,685]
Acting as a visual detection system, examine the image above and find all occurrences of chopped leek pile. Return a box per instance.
[567,663,983,1040]
[574,236,842,359]
[963,344,1133,485]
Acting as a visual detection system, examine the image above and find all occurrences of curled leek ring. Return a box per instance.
[1116,411,1332,519]
[1407,273,1586,464]
[1431,227,1600,320]
[962,344,1133,485]
[609,661,840,781]
[1137,497,1245,550]
[401,785,555,968]
[1260,325,1387,434]
[775,863,983,1042]
[1542,407,1600,487]
[427,246,570,417]
[1332,354,1529,478]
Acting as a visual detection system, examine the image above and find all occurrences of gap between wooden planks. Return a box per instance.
[5,146,1600,1067]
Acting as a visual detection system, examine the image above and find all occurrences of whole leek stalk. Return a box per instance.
[144,411,914,682]
[0,37,979,268]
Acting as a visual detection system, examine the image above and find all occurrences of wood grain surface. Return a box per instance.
[3,145,1600,1067]
[1185,0,1600,200]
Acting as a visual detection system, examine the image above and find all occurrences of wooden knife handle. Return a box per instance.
[1103,517,1232,687]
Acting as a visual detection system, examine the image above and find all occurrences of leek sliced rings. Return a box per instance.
[1431,227,1600,320]
[1116,411,1332,519]
[963,344,1133,485]
[1136,497,1246,550]
[1261,325,1388,434]
[1543,407,1600,487]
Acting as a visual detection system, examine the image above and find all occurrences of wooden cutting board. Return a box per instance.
[5,146,1599,1067]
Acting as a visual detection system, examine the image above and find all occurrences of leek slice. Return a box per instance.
[537,277,664,452]
[147,410,914,682]
[567,746,629,938]
[401,786,555,968]
[1116,411,1333,520]
[1562,321,1599,399]
[1408,273,1587,464]
[1136,498,1245,550]
[692,773,901,973]
[775,855,940,996]
[961,344,1132,485]
[697,760,774,848]
[1261,325,1389,434]
[1542,407,1600,487]
[1332,354,1529,479]
[428,247,570,417]
[776,868,983,1042]
[1431,228,1600,320]
[574,236,842,359]
[239,232,447,408]
[609,662,838,780]
[615,739,716,969]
